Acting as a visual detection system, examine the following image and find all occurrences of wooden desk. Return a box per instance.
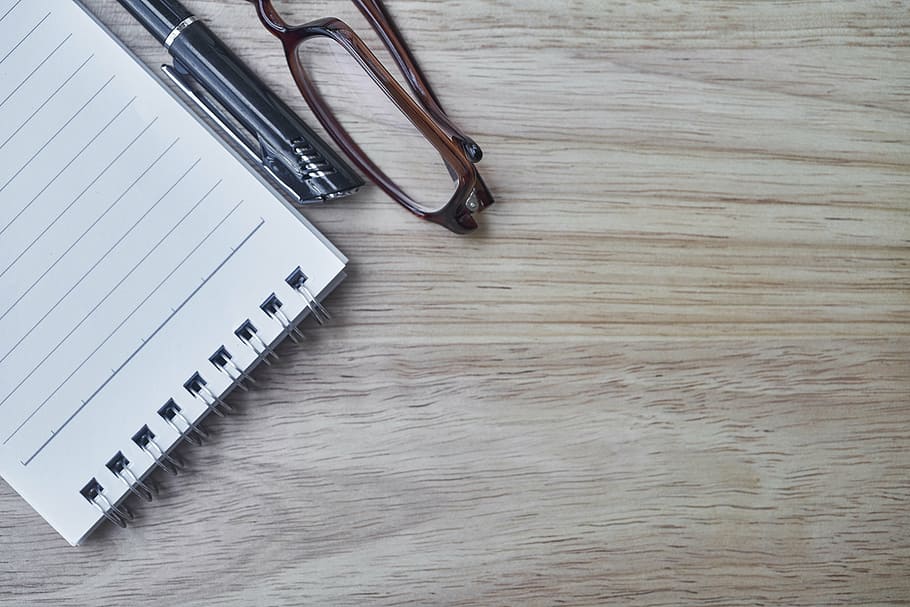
[2,1,907,604]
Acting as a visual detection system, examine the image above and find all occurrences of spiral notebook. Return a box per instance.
[0,0,347,545]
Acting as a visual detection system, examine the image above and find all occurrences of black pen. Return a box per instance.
[116,0,363,203]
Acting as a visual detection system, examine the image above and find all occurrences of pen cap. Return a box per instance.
[117,0,193,46]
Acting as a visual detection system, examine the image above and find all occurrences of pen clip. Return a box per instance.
[160,63,316,204]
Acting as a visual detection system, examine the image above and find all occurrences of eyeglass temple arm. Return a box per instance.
[351,0,484,162]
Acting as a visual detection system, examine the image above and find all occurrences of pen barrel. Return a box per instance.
[117,0,192,45]
[117,0,363,201]
[170,23,363,201]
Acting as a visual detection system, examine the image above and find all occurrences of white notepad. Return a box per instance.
[0,0,347,545]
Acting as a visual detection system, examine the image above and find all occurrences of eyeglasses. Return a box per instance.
[246,0,494,234]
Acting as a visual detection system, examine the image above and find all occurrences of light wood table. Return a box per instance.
[2,1,908,604]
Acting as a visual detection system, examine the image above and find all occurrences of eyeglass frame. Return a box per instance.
[246,0,494,234]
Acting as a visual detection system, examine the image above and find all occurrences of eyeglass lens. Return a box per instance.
[295,36,459,214]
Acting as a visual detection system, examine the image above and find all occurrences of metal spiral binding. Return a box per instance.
[291,138,335,180]
[80,479,133,528]
[159,399,209,446]
[210,346,257,392]
[133,425,183,475]
[107,452,155,502]
[286,267,331,325]
[82,265,332,532]
[184,373,233,416]
[235,320,279,364]
[261,293,306,343]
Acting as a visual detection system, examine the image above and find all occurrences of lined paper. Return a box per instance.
[0,0,346,545]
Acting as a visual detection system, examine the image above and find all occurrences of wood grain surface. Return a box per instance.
[1,1,908,605]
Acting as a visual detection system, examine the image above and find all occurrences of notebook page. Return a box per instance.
[0,0,346,545]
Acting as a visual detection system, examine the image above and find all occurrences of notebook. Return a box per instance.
[0,0,347,545]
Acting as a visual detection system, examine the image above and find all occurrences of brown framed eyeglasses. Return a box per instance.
[246,0,495,234]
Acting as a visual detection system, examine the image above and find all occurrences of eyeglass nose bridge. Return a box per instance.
[249,0,291,34]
